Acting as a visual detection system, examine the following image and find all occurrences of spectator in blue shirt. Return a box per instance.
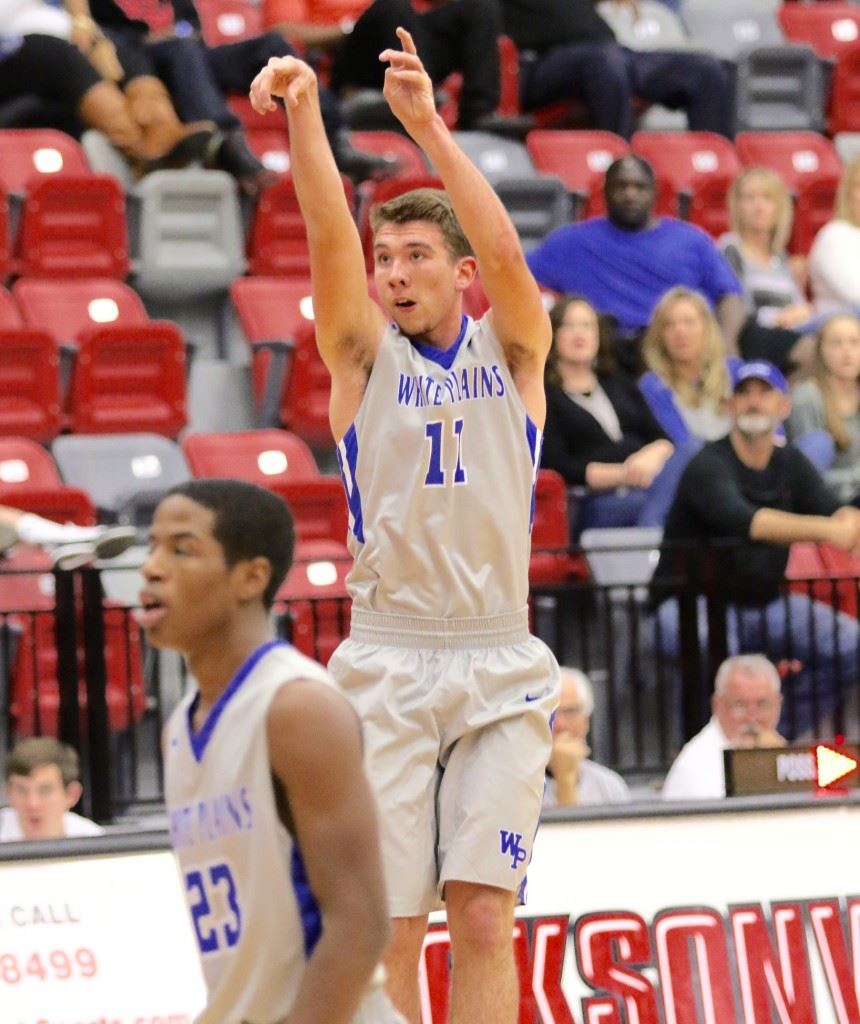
[527,156,746,374]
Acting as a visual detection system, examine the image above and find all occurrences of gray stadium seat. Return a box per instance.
[132,169,246,301]
[683,5,785,61]
[492,176,572,250]
[733,44,827,133]
[450,132,537,185]
[52,433,191,527]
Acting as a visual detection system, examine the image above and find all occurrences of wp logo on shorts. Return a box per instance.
[499,829,527,869]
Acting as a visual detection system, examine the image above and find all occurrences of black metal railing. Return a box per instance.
[1,542,859,822]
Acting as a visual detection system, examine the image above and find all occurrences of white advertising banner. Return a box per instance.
[1,800,858,1023]
[0,849,205,1024]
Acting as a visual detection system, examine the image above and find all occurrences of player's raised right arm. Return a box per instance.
[249,56,386,378]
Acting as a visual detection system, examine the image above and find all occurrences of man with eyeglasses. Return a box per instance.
[661,654,785,800]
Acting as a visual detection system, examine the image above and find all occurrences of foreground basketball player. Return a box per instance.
[140,479,403,1024]
[250,31,560,1024]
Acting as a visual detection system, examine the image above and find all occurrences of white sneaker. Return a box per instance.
[51,526,138,571]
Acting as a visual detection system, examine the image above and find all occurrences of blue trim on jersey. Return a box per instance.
[291,843,323,956]
[525,416,543,532]
[409,315,469,370]
[186,639,289,763]
[336,424,364,543]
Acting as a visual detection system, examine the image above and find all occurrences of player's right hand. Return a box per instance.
[249,55,318,115]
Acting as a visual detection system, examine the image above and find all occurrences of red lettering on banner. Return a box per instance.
[420,917,577,1024]
[808,899,860,1024]
[574,911,660,1024]
[729,902,814,1023]
[654,907,737,1024]
[517,916,576,1024]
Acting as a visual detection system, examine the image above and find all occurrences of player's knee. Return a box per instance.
[447,887,514,959]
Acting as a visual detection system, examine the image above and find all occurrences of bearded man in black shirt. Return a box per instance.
[651,360,860,739]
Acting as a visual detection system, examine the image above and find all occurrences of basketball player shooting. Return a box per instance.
[250,29,561,1024]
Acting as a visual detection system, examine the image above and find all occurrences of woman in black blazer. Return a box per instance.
[542,295,687,534]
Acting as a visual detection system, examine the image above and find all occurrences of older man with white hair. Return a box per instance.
[545,667,631,808]
[661,654,786,801]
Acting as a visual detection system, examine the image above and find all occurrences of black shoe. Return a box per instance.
[143,124,216,174]
[332,138,401,184]
[214,130,279,195]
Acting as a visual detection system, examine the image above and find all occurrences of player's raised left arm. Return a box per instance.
[380,29,551,401]
[267,681,391,1024]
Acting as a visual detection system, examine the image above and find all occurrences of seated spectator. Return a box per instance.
[500,0,731,141]
[809,157,860,316]
[0,23,211,174]
[661,654,786,800]
[86,0,395,190]
[1,737,103,841]
[542,294,687,532]
[527,157,746,374]
[263,0,502,131]
[639,286,739,446]
[0,506,136,569]
[650,360,860,739]
[787,313,860,505]
[544,667,631,808]
[720,167,815,376]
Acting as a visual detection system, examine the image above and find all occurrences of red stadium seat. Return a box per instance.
[734,131,843,254]
[778,2,860,61]
[275,553,351,663]
[0,129,90,193]
[0,330,62,442]
[13,277,149,340]
[197,0,263,45]
[245,127,291,175]
[526,130,630,218]
[248,175,354,276]
[267,478,349,550]
[9,603,146,737]
[830,41,860,133]
[227,94,275,133]
[786,542,860,617]
[529,470,586,585]
[0,436,66,489]
[17,174,129,279]
[182,428,321,482]
[68,322,187,436]
[0,485,95,526]
[231,275,317,426]
[631,131,742,237]
[0,438,93,523]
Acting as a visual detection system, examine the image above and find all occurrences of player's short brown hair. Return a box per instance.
[5,737,81,787]
[370,188,474,261]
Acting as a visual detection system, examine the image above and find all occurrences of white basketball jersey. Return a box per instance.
[337,314,542,619]
[164,639,375,1024]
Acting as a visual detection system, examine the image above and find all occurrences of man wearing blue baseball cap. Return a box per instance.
[651,359,860,741]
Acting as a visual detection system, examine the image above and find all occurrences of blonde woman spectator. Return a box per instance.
[720,167,815,375]
[809,158,860,315]
[639,287,740,446]
[788,313,860,505]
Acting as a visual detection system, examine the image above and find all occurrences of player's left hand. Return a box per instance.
[379,27,436,132]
